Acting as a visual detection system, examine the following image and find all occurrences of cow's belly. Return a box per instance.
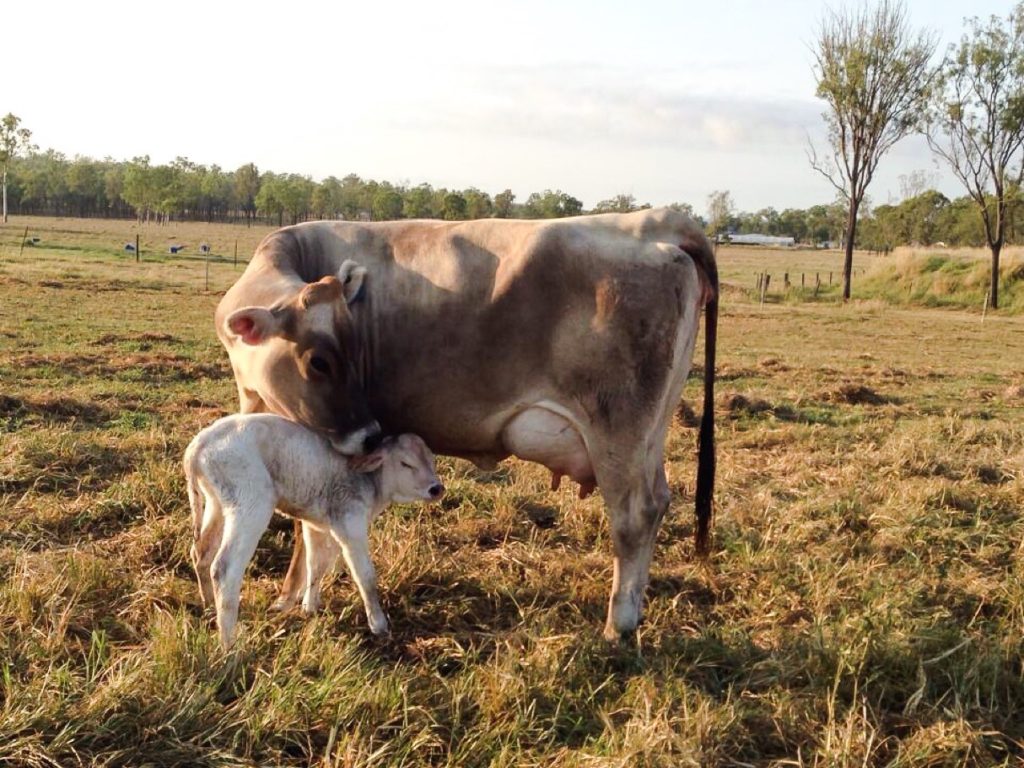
[501,406,596,498]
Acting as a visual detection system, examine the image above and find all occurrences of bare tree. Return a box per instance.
[925,4,1024,310]
[706,190,734,240]
[809,0,935,300]
[0,113,34,223]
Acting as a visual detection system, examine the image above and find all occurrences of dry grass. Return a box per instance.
[1,218,1023,766]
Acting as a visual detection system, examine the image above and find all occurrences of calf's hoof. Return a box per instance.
[270,597,297,613]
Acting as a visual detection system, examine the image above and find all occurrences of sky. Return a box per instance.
[5,0,1016,215]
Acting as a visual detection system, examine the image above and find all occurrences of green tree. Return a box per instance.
[234,163,260,224]
[403,183,436,218]
[591,193,646,213]
[255,172,285,226]
[926,3,1024,309]
[121,156,156,222]
[0,113,34,222]
[442,191,468,220]
[493,188,515,218]
[809,0,935,300]
[313,176,344,220]
[372,187,404,221]
[523,189,583,218]
[463,188,493,219]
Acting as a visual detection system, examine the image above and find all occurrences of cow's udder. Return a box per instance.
[501,406,596,499]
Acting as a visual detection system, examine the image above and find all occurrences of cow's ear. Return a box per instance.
[225,307,284,345]
[337,260,367,304]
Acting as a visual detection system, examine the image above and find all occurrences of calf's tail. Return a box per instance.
[182,442,205,543]
[680,234,718,556]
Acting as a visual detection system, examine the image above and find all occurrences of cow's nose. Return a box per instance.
[362,423,383,453]
[428,483,445,499]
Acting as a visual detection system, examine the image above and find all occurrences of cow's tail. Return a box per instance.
[681,234,718,556]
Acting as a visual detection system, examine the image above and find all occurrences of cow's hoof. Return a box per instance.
[270,598,297,613]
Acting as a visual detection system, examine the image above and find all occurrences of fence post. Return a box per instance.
[135,234,140,263]
[18,226,29,258]
[801,273,805,289]
[234,239,238,268]
[760,273,770,308]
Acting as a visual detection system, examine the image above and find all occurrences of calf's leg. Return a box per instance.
[301,522,341,615]
[211,500,274,649]
[329,514,388,636]
[192,493,223,608]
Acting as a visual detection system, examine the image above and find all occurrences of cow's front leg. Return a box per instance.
[601,463,671,642]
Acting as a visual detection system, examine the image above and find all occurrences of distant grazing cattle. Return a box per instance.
[214,208,718,641]
[123,243,136,252]
[200,243,212,254]
[169,245,186,254]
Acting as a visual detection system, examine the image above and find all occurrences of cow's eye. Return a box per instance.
[400,461,414,470]
[309,356,332,375]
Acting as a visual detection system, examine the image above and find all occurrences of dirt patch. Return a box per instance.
[9,352,228,382]
[817,383,892,405]
[676,400,700,427]
[1004,384,1024,400]
[722,393,775,416]
[715,365,761,382]
[519,501,558,530]
[758,357,791,372]
[0,394,112,427]
[92,332,182,347]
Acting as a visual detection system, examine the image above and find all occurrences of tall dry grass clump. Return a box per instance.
[861,247,1024,312]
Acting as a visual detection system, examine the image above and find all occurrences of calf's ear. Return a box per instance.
[225,307,285,345]
[337,260,367,304]
[350,450,384,474]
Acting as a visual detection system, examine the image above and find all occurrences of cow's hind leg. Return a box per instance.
[272,520,307,611]
[597,453,672,642]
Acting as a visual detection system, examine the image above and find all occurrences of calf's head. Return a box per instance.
[376,434,444,503]
[224,260,381,454]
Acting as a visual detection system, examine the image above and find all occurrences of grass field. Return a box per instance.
[1,216,1023,766]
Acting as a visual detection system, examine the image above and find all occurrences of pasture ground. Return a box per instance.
[1,217,1023,766]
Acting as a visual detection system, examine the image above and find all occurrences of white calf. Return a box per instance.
[183,414,443,648]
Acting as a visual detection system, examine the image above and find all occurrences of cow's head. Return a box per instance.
[224,260,381,454]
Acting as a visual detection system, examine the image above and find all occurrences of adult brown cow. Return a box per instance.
[214,208,718,641]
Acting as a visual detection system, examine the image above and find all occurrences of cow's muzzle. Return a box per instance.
[329,420,383,456]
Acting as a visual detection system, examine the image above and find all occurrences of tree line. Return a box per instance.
[0,146,1011,250]
[0,150,648,226]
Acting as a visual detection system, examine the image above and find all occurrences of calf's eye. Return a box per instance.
[400,461,414,469]
[310,356,331,375]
